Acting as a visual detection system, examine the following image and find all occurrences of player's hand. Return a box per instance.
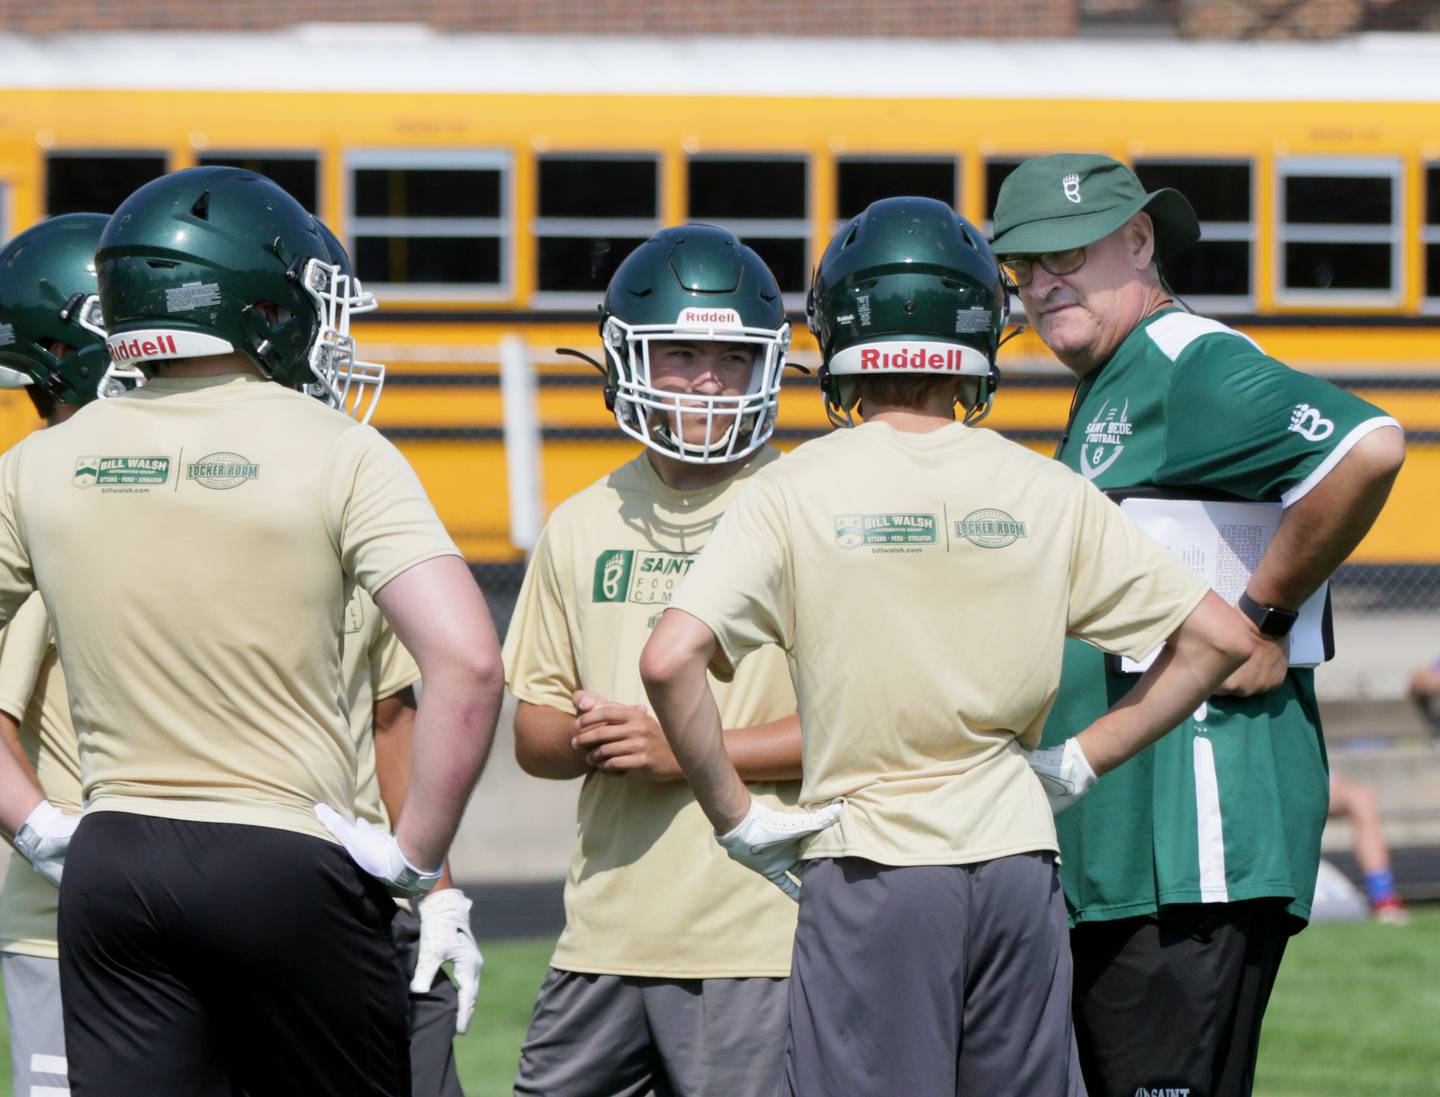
[1215,629,1289,697]
[715,798,844,902]
[13,800,79,888]
[1021,738,1098,815]
[412,887,484,1035]
[571,690,683,782]
[314,804,443,898]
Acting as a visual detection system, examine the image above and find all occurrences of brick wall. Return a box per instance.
[0,0,1077,36]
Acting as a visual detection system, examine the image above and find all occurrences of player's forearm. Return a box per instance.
[640,611,751,832]
[1249,426,1404,609]
[373,688,417,825]
[513,700,591,780]
[393,658,503,872]
[0,739,45,836]
[1076,592,1252,775]
[0,712,39,787]
[724,714,803,782]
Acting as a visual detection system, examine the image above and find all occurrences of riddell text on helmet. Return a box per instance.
[108,334,180,363]
[859,346,967,370]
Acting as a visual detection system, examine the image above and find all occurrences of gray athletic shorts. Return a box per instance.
[514,968,789,1097]
[390,906,464,1097]
[783,853,1086,1097]
[3,952,69,1097]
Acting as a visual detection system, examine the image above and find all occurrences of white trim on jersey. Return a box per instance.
[1193,736,1229,904]
[1144,312,1263,362]
[1280,415,1403,508]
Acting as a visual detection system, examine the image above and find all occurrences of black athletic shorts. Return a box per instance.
[57,811,412,1097]
[1070,899,1291,1097]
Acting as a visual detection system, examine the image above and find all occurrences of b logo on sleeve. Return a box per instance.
[1287,404,1334,442]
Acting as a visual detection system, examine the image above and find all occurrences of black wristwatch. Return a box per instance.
[1237,591,1299,639]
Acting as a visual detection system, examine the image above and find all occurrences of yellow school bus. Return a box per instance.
[0,31,1436,579]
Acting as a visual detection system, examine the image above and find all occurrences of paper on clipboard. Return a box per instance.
[1116,496,1330,673]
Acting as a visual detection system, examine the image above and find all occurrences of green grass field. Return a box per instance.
[0,912,1436,1095]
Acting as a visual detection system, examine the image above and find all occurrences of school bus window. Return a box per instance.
[983,158,1025,232]
[198,153,319,213]
[346,151,509,294]
[1277,158,1400,301]
[836,157,957,222]
[1134,160,1252,306]
[536,155,659,296]
[1425,165,1440,304]
[46,151,166,216]
[687,155,808,295]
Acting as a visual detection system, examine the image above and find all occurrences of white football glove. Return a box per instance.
[715,799,844,901]
[13,800,80,888]
[1021,738,1098,815]
[313,804,443,898]
[411,888,484,1035]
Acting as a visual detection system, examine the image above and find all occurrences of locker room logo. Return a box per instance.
[72,455,170,490]
[954,508,1028,548]
[186,451,259,490]
[592,549,695,605]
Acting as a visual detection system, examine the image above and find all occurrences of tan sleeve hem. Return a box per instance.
[365,547,465,600]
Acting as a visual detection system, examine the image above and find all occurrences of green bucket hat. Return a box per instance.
[990,153,1200,261]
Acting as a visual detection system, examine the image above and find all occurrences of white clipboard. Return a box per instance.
[1113,494,1333,673]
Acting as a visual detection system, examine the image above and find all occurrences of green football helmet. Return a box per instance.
[598,225,790,464]
[95,166,364,414]
[0,213,122,406]
[311,221,385,424]
[808,196,1007,427]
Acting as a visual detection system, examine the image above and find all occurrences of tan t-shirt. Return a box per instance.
[503,448,801,978]
[0,594,78,958]
[0,374,459,842]
[673,421,1211,868]
[345,585,421,830]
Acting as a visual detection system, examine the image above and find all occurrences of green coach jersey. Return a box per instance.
[1043,309,1400,928]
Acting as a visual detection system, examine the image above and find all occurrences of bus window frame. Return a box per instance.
[686,152,810,310]
[832,154,960,229]
[1131,156,1255,316]
[44,148,169,217]
[1275,156,1404,309]
[531,151,662,311]
[344,148,513,303]
[196,150,322,215]
[1424,161,1440,315]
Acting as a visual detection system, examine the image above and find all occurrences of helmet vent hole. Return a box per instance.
[842,225,859,248]
[190,191,211,221]
[146,259,179,269]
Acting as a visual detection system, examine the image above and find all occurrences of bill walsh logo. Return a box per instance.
[592,549,696,605]
[955,508,1028,548]
[834,513,938,549]
[73,456,170,489]
[187,452,259,490]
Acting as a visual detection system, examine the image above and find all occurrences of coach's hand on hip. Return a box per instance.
[716,798,844,901]
[1215,627,1290,697]
[314,803,444,898]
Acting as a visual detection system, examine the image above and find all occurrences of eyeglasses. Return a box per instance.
[999,246,1087,288]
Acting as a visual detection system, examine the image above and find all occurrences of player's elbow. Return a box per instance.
[1363,425,1406,483]
[638,636,683,693]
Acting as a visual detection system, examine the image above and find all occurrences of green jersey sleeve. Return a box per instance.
[1156,334,1398,505]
